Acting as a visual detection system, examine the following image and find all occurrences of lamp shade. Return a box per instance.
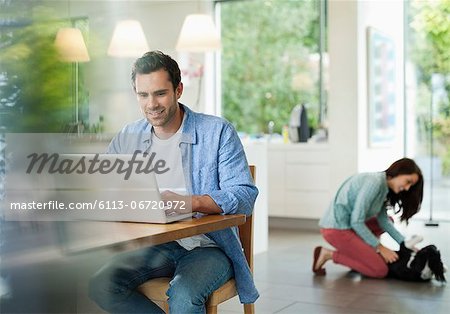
[107,20,149,57]
[176,14,221,52]
[54,27,90,62]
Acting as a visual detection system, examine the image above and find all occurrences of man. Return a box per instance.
[89,51,258,313]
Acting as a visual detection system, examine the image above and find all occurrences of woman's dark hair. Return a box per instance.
[385,158,423,223]
[131,50,181,91]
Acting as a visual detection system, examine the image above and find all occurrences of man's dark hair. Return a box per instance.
[131,50,181,91]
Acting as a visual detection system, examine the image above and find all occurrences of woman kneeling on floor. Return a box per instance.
[313,158,424,278]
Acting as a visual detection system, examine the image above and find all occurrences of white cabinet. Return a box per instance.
[267,143,331,219]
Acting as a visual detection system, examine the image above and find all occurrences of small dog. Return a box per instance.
[388,236,446,283]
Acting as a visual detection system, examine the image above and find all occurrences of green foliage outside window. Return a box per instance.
[408,0,450,174]
[220,0,324,135]
[0,2,83,132]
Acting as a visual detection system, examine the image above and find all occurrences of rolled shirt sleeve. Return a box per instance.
[207,124,258,216]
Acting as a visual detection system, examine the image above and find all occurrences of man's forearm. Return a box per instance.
[192,195,223,214]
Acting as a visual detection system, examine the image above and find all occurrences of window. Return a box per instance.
[405,0,450,221]
[0,1,89,132]
[217,0,327,136]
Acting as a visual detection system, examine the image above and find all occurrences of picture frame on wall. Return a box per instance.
[367,27,396,147]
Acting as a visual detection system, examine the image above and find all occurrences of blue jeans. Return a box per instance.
[88,241,233,314]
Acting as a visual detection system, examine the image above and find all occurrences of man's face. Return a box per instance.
[135,69,183,130]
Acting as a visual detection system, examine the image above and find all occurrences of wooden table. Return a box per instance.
[2,214,246,268]
[62,214,246,253]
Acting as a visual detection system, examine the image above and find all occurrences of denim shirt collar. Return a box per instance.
[142,104,196,148]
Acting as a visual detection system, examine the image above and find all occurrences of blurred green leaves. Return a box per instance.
[410,0,450,80]
[409,0,450,174]
[220,0,322,134]
[1,2,74,132]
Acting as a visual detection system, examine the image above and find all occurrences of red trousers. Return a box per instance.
[320,217,388,278]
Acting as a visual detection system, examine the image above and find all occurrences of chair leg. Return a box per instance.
[243,303,254,314]
[154,300,168,313]
[162,302,169,313]
[206,305,218,314]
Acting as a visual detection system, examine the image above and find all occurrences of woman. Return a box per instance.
[313,158,423,278]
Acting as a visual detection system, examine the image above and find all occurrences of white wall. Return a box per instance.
[328,0,405,193]
[356,0,405,172]
[328,0,359,193]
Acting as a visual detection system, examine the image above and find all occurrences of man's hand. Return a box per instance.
[161,191,223,215]
[376,244,399,263]
[160,190,192,215]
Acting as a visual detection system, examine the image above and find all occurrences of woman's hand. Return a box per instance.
[376,244,399,263]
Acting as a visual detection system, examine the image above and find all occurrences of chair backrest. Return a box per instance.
[237,165,255,270]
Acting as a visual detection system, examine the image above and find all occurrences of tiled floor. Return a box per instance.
[2,219,448,313]
[220,219,450,314]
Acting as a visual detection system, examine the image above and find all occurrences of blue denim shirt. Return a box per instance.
[107,104,259,304]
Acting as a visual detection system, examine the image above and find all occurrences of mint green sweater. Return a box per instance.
[319,172,404,247]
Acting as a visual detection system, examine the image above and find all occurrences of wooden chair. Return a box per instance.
[137,166,256,314]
